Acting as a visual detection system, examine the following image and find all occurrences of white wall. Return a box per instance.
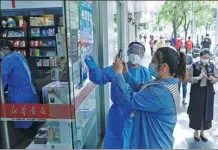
[1,1,63,9]
[107,1,118,65]
[127,1,136,43]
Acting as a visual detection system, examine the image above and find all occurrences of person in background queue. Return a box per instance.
[0,39,39,129]
[112,47,186,148]
[170,37,176,47]
[185,36,194,53]
[175,35,183,51]
[187,49,218,142]
[179,46,193,105]
[201,34,211,49]
[84,42,152,149]
[156,35,166,49]
[149,35,154,56]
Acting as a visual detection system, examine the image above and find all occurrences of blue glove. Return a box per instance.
[84,55,98,70]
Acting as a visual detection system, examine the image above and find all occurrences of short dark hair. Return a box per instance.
[154,47,186,81]
[188,36,191,39]
[206,33,209,36]
[0,39,14,51]
[200,48,210,56]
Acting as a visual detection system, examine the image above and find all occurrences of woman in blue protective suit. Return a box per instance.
[0,39,38,129]
[85,42,152,149]
[112,47,186,149]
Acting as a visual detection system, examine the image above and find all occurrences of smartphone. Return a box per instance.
[117,48,123,59]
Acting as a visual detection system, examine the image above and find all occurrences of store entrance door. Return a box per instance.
[0,63,10,149]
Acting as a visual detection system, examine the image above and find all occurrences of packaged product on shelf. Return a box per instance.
[2,30,7,37]
[35,41,39,47]
[35,48,40,56]
[47,122,60,143]
[47,28,54,36]
[52,40,56,46]
[30,49,34,56]
[19,41,25,47]
[19,19,24,27]
[7,17,16,27]
[40,51,46,57]
[42,42,48,47]
[7,31,14,37]
[41,29,47,36]
[42,82,69,105]
[45,15,54,26]
[38,124,47,134]
[37,59,42,67]
[43,59,49,67]
[50,58,57,67]
[39,41,43,46]
[30,40,35,47]
[14,41,20,47]
[30,17,45,26]
[48,41,53,47]
[33,133,47,144]
[18,31,25,37]
[31,28,40,37]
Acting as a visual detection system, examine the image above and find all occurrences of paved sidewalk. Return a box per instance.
[208,84,218,143]
[174,84,218,149]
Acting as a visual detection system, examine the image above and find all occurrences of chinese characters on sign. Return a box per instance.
[0,104,75,121]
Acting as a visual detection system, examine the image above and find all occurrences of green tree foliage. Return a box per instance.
[195,2,215,33]
[157,0,215,39]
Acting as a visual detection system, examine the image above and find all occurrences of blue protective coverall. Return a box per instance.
[112,72,178,149]
[85,56,152,149]
[1,52,38,129]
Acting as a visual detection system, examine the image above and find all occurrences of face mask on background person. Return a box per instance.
[128,54,141,65]
[149,63,158,78]
[200,58,209,65]
[180,48,186,54]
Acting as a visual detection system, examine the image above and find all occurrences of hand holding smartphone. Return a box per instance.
[117,48,123,60]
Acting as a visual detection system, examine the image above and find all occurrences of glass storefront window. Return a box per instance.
[0,2,73,149]
[64,0,99,149]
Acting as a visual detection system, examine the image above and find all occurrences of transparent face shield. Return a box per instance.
[127,43,145,58]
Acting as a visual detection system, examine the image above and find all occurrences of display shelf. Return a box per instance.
[13,47,27,48]
[26,141,47,149]
[4,36,26,39]
[30,36,55,39]
[1,13,62,68]
[31,56,51,58]
[30,26,55,28]
[30,46,56,49]
[3,27,23,29]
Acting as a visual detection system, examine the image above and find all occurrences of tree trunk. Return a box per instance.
[184,14,187,41]
[206,26,208,34]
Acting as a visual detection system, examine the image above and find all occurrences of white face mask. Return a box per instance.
[180,48,186,54]
[128,54,141,65]
[200,58,209,65]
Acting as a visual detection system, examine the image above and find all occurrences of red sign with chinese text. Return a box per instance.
[0,104,75,119]
[0,82,96,121]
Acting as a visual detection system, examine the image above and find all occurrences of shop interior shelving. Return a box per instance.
[1,13,63,69]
